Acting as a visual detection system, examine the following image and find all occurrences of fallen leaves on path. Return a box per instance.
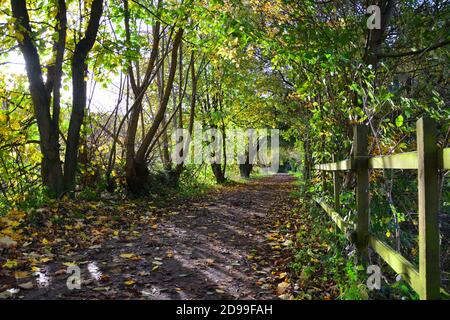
[0,175,345,300]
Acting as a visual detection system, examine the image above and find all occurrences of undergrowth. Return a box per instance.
[289,173,420,300]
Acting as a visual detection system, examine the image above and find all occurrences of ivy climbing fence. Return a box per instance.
[313,117,449,300]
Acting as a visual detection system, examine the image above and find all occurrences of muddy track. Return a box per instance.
[17,174,296,300]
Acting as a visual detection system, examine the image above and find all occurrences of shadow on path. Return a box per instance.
[18,174,296,300]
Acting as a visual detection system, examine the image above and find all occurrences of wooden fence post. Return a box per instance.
[354,125,369,259]
[417,117,440,300]
[332,154,341,212]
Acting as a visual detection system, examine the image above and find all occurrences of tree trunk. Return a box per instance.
[363,0,395,69]
[239,163,253,179]
[160,118,172,171]
[135,29,184,162]
[126,29,184,193]
[171,51,198,185]
[126,159,150,195]
[211,163,226,183]
[239,133,258,179]
[41,128,65,196]
[124,19,161,193]
[64,54,87,192]
[303,138,311,181]
[211,122,227,183]
[239,146,253,179]
[63,0,103,192]
[11,0,64,196]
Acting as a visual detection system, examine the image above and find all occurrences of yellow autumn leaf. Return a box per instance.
[31,266,40,272]
[1,227,23,240]
[3,259,18,268]
[28,257,38,265]
[120,253,141,260]
[124,279,136,286]
[6,220,20,228]
[14,271,30,279]
[386,231,391,238]
[63,262,77,267]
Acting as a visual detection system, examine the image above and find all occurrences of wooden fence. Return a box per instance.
[313,117,449,300]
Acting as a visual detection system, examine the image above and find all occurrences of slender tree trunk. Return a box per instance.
[171,51,197,185]
[135,29,184,162]
[211,163,226,183]
[211,123,227,184]
[126,29,184,193]
[64,0,104,192]
[123,2,162,193]
[239,163,253,179]
[239,150,253,178]
[157,42,172,172]
[160,117,172,171]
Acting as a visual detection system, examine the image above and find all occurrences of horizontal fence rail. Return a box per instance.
[314,159,353,171]
[369,152,418,169]
[314,149,449,171]
[314,199,353,233]
[312,117,449,300]
[368,235,421,292]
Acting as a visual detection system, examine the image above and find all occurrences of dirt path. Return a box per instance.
[8,174,297,300]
